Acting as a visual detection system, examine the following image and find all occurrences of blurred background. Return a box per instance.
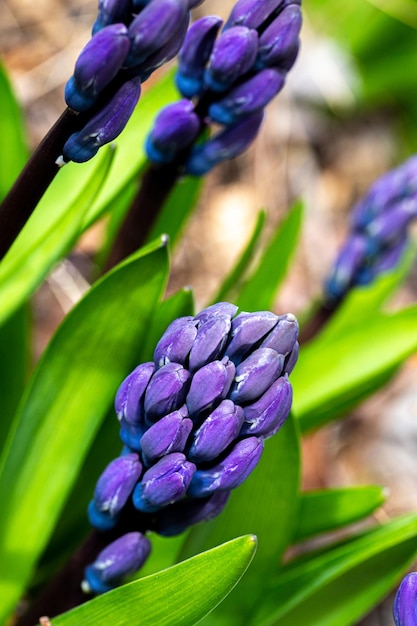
[2,0,417,622]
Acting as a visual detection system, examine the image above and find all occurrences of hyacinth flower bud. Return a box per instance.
[259,313,299,357]
[153,317,198,367]
[224,0,285,30]
[225,311,278,363]
[230,347,284,404]
[325,233,368,302]
[83,532,151,595]
[240,375,292,437]
[115,362,155,424]
[92,0,132,34]
[204,26,258,92]
[154,490,231,536]
[176,16,223,98]
[145,100,201,164]
[126,0,188,67]
[88,453,143,530]
[393,572,417,626]
[133,453,196,512]
[188,400,244,463]
[65,25,130,112]
[194,302,238,322]
[208,68,285,126]
[255,5,302,71]
[144,362,190,421]
[186,111,264,176]
[284,340,299,375]
[62,77,141,163]
[188,436,264,497]
[365,199,417,247]
[188,314,231,373]
[140,406,193,465]
[186,357,235,420]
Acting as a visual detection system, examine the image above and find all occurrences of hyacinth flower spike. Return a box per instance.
[393,572,417,626]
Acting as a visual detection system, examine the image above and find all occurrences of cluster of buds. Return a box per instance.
[146,0,302,175]
[325,154,417,302]
[62,0,200,163]
[393,572,417,626]
[83,302,299,594]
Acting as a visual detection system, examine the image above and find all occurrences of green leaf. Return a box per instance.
[51,536,257,626]
[292,486,387,543]
[213,210,266,304]
[235,201,303,311]
[0,239,169,623]
[254,513,417,626]
[0,148,114,326]
[180,414,300,625]
[292,304,417,432]
[0,62,28,200]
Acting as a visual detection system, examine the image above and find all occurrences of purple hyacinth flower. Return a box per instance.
[83,532,151,594]
[140,406,193,465]
[186,357,235,420]
[188,314,231,373]
[176,16,223,98]
[230,347,284,404]
[146,100,201,164]
[133,453,196,512]
[92,0,132,34]
[153,316,198,367]
[204,26,258,92]
[186,111,264,176]
[284,340,299,375]
[255,5,302,71]
[65,24,130,112]
[118,417,146,450]
[188,399,244,462]
[208,68,285,126]
[126,0,188,67]
[154,490,231,536]
[240,375,292,437]
[194,302,238,322]
[144,362,191,421]
[365,199,417,247]
[62,77,141,163]
[188,436,264,497]
[224,0,285,30]
[259,313,299,356]
[115,362,155,425]
[325,233,368,301]
[393,572,417,626]
[225,311,278,363]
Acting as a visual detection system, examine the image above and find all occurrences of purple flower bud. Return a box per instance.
[186,111,264,176]
[284,340,299,375]
[225,311,278,363]
[186,357,235,420]
[153,316,198,367]
[88,454,142,530]
[119,417,146,450]
[325,233,368,301]
[62,77,141,163]
[126,0,188,67]
[224,0,285,30]
[176,16,223,98]
[154,490,231,536]
[194,302,238,322]
[188,436,264,497]
[65,25,130,112]
[188,399,244,462]
[115,362,155,425]
[255,5,302,71]
[240,375,292,438]
[140,406,193,465]
[365,199,417,247]
[259,313,299,356]
[133,453,196,512]
[146,100,200,164]
[92,0,132,34]
[188,314,231,373]
[204,26,258,92]
[393,572,417,626]
[144,362,191,421]
[208,68,285,125]
[230,347,284,404]
[83,532,151,594]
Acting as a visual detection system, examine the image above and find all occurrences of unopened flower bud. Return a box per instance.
[188,399,244,462]
[225,311,278,363]
[92,0,132,34]
[255,5,302,71]
[259,313,299,356]
[188,314,231,373]
[325,233,368,301]
[240,375,292,437]
[284,341,299,375]
[144,362,190,421]
[230,347,284,404]
[224,0,285,30]
[393,572,417,626]
[153,317,198,367]
[194,302,238,322]
[115,362,155,424]
[204,26,258,92]
[133,453,196,512]
[146,100,200,164]
[186,357,235,420]
[140,406,193,465]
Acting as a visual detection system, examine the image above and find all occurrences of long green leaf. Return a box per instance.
[180,414,300,625]
[292,486,386,543]
[52,535,257,626]
[0,239,169,623]
[255,513,417,626]
[235,201,303,311]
